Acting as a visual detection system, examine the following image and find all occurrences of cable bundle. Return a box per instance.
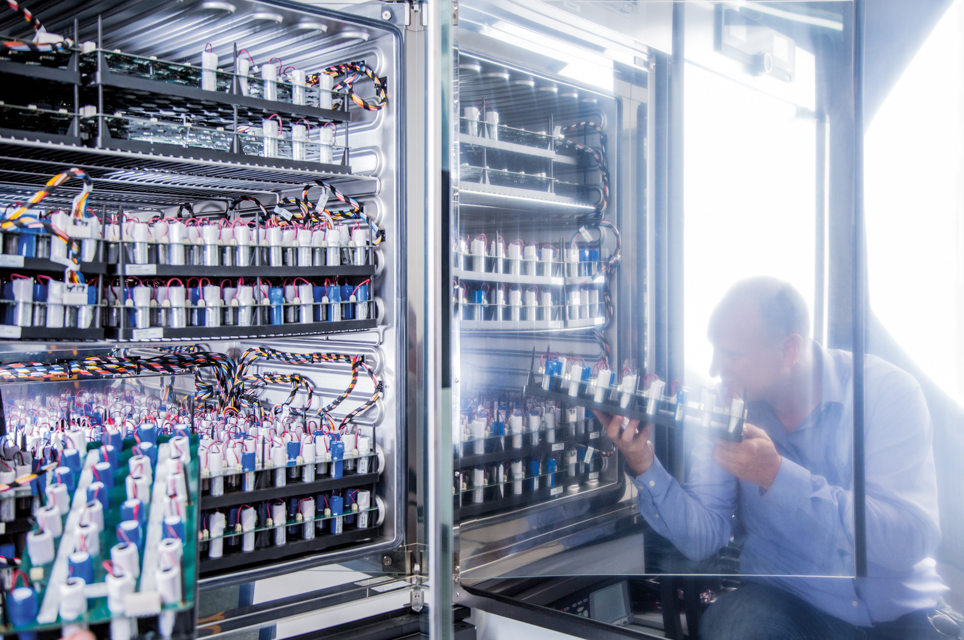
[311,61,388,112]
[2,0,74,53]
[559,121,610,217]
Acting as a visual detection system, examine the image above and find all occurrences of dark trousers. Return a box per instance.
[700,583,962,640]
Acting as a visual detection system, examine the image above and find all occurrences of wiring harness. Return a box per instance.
[2,0,73,53]
[310,61,388,112]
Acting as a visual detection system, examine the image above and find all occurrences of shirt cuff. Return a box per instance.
[761,456,809,510]
[630,457,674,502]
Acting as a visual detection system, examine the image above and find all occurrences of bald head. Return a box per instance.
[710,277,811,346]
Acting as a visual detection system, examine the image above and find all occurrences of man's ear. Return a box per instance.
[781,334,804,369]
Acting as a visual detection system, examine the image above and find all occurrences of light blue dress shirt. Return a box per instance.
[632,345,947,626]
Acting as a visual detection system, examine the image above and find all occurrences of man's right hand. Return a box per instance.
[593,410,655,476]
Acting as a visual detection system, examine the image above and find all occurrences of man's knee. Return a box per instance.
[699,584,851,640]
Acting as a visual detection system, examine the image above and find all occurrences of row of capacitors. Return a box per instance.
[113,219,373,269]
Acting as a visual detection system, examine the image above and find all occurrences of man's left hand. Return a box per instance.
[711,423,782,491]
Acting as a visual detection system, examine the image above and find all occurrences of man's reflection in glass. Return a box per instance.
[597,277,960,639]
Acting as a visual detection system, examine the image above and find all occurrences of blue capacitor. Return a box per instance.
[121,498,146,528]
[330,440,344,478]
[268,287,284,325]
[137,441,157,468]
[344,491,356,525]
[87,284,98,306]
[547,458,557,487]
[16,229,38,258]
[136,423,157,446]
[329,495,344,534]
[33,281,46,305]
[326,284,341,321]
[68,551,93,584]
[286,440,300,466]
[529,458,541,490]
[62,449,81,477]
[341,284,355,319]
[190,286,203,325]
[54,466,75,493]
[8,585,38,627]
[87,482,108,510]
[313,285,326,321]
[93,461,113,490]
[100,444,117,469]
[355,283,369,303]
[117,520,142,552]
[173,425,190,439]
[580,366,592,382]
[103,428,122,452]
[241,450,256,473]
[162,515,185,542]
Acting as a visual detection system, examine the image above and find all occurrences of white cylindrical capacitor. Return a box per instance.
[111,543,140,578]
[298,283,313,324]
[27,528,55,565]
[300,498,315,540]
[524,288,538,322]
[352,227,370,266]
[528,411,542,446]
[523,243,538,275]
[356,437,372,474]
[76,523,100,557]
[297,227,313,266]
[167,471,188,504]
[46,482,70,514]
[509,413,523,450]
[156,564,182,605]
[588,288,600,318]
[508,288,522,322]
[106,570,135,614]
[201,224,220,267]
[234,224,252,266]
[271,501,286,546]
[201,48,218,91]
[59,577,87,621]
[203,284,222,327]
[126,474,151,503]
[700,388,715,428]
[470,237,486,272]
[132,285,152,329]
[168,220,187,265]
[158,538,183,570]
[209,512,225,558]
[545,407,557,443]
[540,246,555,277]
[569,365,584,397]
[471,418,486,455]
[38,504,62,538]
[262,62,278,101]
[493,286,506,321]
[290,68,307,105]
[507,242,522,275]
[271,442,286,487]
[292,123,308,161]
[326,227,341,266]
[511,460,523,495]
[128,455,153,484]
[267,225,283,267]
[485,109,500,139]
[132,221,150,264]
[240,506,257,552]
[302,438,316,483]
[170,436,191,463]
[262,117,279,158]
[620,374,639,409]
[646,380,666,416]
[319,125,334,165]
[540,290,553,322]
[65,428,85,451]
[318,73,334,109]
[357,490,372,529]
[472,466,485,504]
[81,500,104,533]
[209,448,224,497]
[568,289,582,320]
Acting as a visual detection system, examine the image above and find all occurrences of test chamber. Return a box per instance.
[0,0,871,638]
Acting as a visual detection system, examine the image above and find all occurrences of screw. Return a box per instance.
[381,10,392,20]
[382,555,393,565]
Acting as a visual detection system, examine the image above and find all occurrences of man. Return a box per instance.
[597,277,959,639]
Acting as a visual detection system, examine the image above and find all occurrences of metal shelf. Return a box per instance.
[459,133,578,165]
[454,266,603,287]
[457,473,599,520]
[116,263,374,279]
[0,326,105,341]
[200,473,379,511]
[0,256,107,275]
[108,319,377,342]
[199,528,375,574]
[459,317,605,332]
[0,137,358,201]
[459,429,602,468]
[95,66,350,127]
[0,59,79,84]
[459,182,597,215]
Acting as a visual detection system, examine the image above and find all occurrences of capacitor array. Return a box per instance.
[189,346,385,574]
[457,282,604,325]
[527,353,747,441]
[1,381,200,639]
[455,235,604,281]
[457,394,610,517]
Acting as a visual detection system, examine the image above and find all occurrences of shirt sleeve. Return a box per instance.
[761,369,942,572]
[632,434,739,561]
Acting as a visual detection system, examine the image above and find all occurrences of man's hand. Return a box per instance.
[593,410,655,476]
[711,423,782,491]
